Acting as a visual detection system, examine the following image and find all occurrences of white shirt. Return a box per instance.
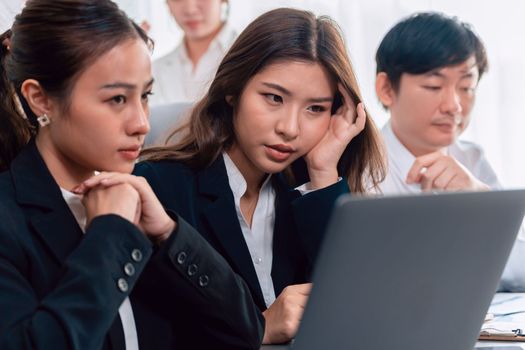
[379,121,525,291]
[222,153,335,306]
[379,121,500,194]
[60,189,139,350]
[223,153,277,307]
[151,24,237,106]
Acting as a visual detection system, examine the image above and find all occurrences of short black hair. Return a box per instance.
[376,12,488,90]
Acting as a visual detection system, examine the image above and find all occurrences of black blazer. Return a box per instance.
[134,156,349,310]
[0,141,263,350]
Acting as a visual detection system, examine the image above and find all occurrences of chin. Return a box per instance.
[100,162,135,174]
[428,131,456,147]
[259,159,293,175]
[429,137,456,150]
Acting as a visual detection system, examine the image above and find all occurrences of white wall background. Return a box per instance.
[6,0,520,188]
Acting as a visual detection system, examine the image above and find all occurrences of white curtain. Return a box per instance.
[0,0,24,33]
[120,0,525,188]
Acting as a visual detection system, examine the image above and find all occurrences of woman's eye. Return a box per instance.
[142,91,153,101]
[110,95,126,104]
[264,93,283,104]
[460,87,475,93]
[308,105,326,113]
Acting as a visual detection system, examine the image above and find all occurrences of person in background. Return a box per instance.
[375,11,525,291]
[151,0,236,105]
[0,0,262,349]
[133,8,385,344]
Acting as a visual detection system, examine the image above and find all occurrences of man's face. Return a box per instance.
[385,56,480,156]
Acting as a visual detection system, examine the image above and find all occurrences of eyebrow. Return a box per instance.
[262,82,333,103]
[425,64,478,79]
[100,78,154,90]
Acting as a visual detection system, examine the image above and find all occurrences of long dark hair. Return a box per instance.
[142,8,385,193]
[0,0,152,172]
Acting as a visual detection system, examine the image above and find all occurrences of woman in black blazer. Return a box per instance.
[132,8,386,344]
[0,1,262,349]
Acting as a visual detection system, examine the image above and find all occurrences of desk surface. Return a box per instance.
[261,341,525,349]
[260,293,525,349]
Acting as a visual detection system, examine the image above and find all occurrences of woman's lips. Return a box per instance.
[265,144,295,162]
[185,21,200,30]
[118,147,141,161]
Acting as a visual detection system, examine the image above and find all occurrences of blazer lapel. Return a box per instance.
[197,157,266,308]
[11,140,125,350]
[10,140,83,264]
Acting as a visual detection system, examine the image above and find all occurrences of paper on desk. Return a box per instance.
[481,294,525,337]
[481,321,525,335]
[488,294,525,318]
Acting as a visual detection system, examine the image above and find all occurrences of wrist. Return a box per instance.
[152,219,176,244]
[307,168,339,190]
[261,310,274,344]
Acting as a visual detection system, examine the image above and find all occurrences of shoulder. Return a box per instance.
[134,160,197,196]
[0,172,28,257]
[152,47,180,71]
[134,160,202,210]
[452,140,486,161]
[0,170,18,211]
[134,159,195,181]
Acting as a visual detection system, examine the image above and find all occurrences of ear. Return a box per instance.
[225,95,233,105]
[375,72,396,109]
[20,79,55,118]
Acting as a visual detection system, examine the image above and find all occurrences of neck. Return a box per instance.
[184,24,223,67]
[36,134,95,191]
[226,145,266,197]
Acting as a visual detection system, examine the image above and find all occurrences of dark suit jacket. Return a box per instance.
[134,156,349,310]
[0,141,263,350]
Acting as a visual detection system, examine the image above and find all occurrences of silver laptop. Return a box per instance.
[292,190,525,350]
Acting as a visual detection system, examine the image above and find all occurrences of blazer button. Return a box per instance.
[176,251,187,265]
[117,278,129,293]
[198,274,209,287]
[131,249,143,262]
[187,264,198,276]
[124,263,135,277]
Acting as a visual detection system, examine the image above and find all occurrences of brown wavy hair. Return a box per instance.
[142,8,385,193]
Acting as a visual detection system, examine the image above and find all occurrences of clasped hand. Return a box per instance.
[73,173,175,242]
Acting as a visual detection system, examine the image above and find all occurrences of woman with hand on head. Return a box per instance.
[152,0,236,105]
[0,0,262,349]
[134,8,386,344]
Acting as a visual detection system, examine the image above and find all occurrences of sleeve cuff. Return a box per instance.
[295,177,343,195]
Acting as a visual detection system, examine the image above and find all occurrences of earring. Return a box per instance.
[37,113,51,127]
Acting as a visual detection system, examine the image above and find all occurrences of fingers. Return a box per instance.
[286,282,312,296]
[406,151,444,184]
[72,172,121,194]
[74,172,152,199]
[431,168,457,191]
[279,284,311,313]
[407,153,485,191]
[336,84,366,139]
[418,158,448,191]
[351,102,366,135]
[81,182,141,226]
[262,283,312,344]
